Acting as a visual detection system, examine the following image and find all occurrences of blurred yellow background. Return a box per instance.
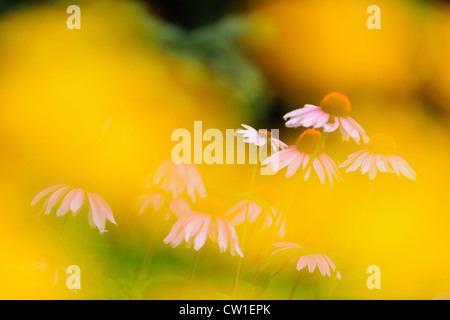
[0,0,449,299]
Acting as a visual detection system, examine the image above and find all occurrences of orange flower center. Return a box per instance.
[295,129,324,154]
[368,133,397,155]
[320,92,352,117]
[197,197,225,216]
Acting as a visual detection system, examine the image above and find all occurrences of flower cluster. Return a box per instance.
[30,92,416,299]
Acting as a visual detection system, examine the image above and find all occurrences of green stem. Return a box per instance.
[270,260,289,279]
[288,272,302,300]
[184,250,200,297]
[232,162,259,298]
[55,214,70,257]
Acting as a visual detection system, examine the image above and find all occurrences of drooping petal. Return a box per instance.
[361,153,375,174]
[307,255,318,273]
[152,160,171,185]
[313,158,326,184]
[339,149,367,168]
[31,184,67,206]
[316,255,331,276]
[346,151,370,172]
[224,219,243,257]
[296,256,309,271]
[184,215,205,242]
[93,193,116,225]
[368,154,378,179]
[69,188,85,214]
[286,153,304,178]
[393,155,416,180]
[304,167,312,181]
[87,192,106,233]
[216,217,228,253]
[44,186,70,215]
[193,215,211,251]
[57,188,78,217]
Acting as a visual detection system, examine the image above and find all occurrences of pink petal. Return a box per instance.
[193,215,211,250]
[44,186,70,215]
[313,158,326,184]
[216,217,228,252]
[31,184,66,206]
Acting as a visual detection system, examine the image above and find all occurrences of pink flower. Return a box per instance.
[339,133,416,180]
[273,242,341,279]
[262,129,341,184]
[226,200,286,238]
[31,184,116,234]
[151,160,206,202]
[138,192,165,214]
[138,192,191,219]
[238,124,287,151]
[284,92,368,144]
[164,198,243,257]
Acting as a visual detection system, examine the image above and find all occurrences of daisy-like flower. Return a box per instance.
[262,128,341,184]
[238,124,287,151]
[226,184,286,238]
[164,197,243,257]
[226,202,286,238]
[151,160,206,203]
[138,192,191,219]
[272,242,341,279]
[138,192,166,214]
[283,92,369,144]
[31,184,116,234]
[339,133,416,180]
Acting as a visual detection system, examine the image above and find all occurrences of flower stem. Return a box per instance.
[288,272,302,300]
[270,260,289,279]
[184,250,200,298]
[55,214,70,256]
[232,161,259,298]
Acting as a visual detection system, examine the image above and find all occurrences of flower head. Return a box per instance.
[151,160,206,202]
[138,192,165,215]
[339,133,416,180]
[272,242,341,279]
[164,197,243,257]
[31,184,116,234]
[238,124,287,151]
[138,191,192,220]
[226,184,286,238]
[283,92,368,144]
[262,129,341,184]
